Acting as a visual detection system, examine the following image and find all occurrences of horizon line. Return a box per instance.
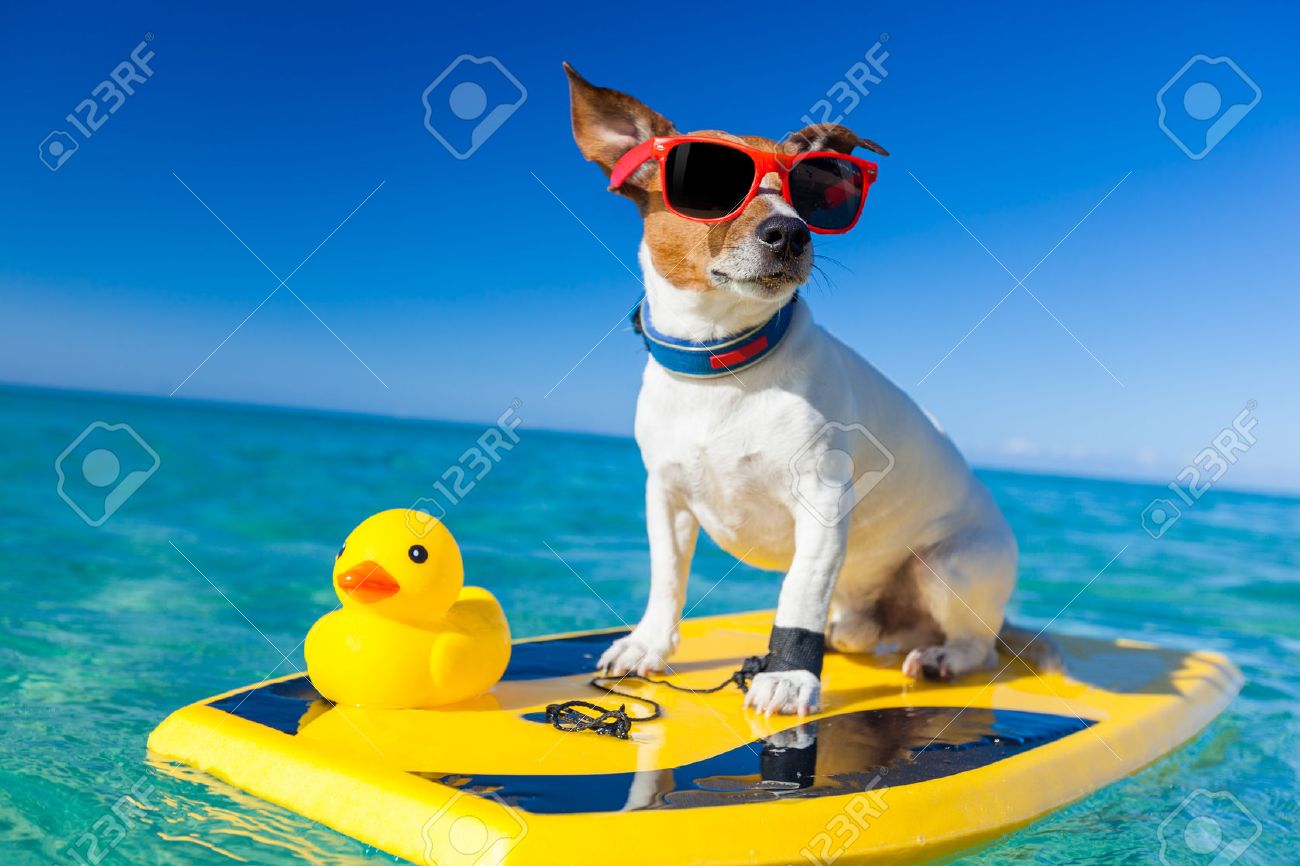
[5,378,1297,502]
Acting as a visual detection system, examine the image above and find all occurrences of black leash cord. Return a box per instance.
[623,654,769,695]
[544,655,768,740]
[543,681,661,739]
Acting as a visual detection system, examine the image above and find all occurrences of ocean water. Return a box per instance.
[1,383,1296,865]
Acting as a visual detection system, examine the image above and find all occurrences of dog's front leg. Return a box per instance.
[599,477,698,676]
[745,516,847,716]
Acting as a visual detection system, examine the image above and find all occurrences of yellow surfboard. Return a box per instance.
[147,610,1241,865]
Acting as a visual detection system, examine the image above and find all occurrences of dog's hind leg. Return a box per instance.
[831,559,946,656]
[826,601,881,654]
[900,527,1017,682]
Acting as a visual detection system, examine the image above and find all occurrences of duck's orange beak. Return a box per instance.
[336,561,400,602]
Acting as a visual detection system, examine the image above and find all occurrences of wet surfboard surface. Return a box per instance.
[147,610,1242,865]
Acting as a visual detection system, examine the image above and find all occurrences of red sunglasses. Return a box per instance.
[610,135,879,234]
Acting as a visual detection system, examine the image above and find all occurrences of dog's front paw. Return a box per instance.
[598,628,677,677]
[743,670,821,716]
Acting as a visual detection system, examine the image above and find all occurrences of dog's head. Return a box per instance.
[565,63,887,302]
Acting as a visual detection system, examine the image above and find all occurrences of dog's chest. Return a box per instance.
[636,380,802,562]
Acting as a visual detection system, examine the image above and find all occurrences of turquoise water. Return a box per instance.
[1,383,1296,865]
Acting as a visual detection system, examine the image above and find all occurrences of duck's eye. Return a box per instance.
[408,544,428,564]
[336,544,345,560]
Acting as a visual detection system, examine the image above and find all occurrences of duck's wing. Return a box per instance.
[427,588,512,703]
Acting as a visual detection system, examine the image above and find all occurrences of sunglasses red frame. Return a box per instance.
[610,135,879,234]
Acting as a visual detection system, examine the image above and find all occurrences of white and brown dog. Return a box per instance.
[565,64,1059,716]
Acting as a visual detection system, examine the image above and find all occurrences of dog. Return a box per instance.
[564,63,1060,716]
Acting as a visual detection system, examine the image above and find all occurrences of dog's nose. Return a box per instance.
[756,215,811,258]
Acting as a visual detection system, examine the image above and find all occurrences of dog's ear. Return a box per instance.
[783,122,889,157]
[564,62,676,193]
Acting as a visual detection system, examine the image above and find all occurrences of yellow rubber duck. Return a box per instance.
[305,509,511,708]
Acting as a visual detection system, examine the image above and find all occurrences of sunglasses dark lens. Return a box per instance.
[789,157,865,230]
[663,142,756,219]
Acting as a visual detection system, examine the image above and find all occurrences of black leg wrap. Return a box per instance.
[766,626,826,677]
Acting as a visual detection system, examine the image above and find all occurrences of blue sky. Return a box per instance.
[3,2,1297,492]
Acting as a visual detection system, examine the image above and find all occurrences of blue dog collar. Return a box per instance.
[631,294,798,378]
